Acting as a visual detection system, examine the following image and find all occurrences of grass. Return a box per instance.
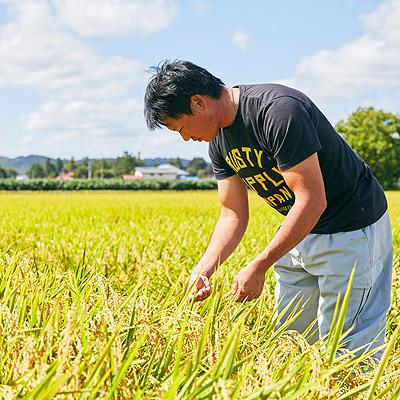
[0,190,399,399]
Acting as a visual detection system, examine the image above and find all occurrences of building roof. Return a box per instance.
[136,163,188,175]
[56,172,75,180]
[123,174,141,180]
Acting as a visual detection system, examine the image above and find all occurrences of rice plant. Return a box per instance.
[0,190,399,399]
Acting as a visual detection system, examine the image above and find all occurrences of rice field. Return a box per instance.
[0,190,399,399]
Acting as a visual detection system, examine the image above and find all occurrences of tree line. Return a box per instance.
[28,152,143,179]
[0,167,17,179]
[10,107,400,188]
[27,152,213,179]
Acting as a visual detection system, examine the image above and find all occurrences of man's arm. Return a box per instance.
[233,152,327,301]
[189,174,249,301]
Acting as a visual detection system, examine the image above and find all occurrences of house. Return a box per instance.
[133,163,189,180]
[56,172,75,180]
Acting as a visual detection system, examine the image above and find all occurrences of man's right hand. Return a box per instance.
[186,175,249,303]
[187,273,212,302]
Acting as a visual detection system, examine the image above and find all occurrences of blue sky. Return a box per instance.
[0,0,399,160]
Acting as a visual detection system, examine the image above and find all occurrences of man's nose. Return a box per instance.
[180,133,190,141]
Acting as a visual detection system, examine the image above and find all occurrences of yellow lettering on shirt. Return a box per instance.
[225,154,239,173]
[274,193,286,204]
[254,149,263,168]
[277,205,292,213]
[241,147,254,167]
[272,166,283,176]
[253,174,268,191]
[267,196,277,206]
[232,148,247,170]
[263,197,274,206]
[262,171,284,187]
[279,186,293,200]
[244,176,257,190]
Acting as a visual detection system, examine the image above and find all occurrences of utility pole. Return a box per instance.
[88,159,92,180]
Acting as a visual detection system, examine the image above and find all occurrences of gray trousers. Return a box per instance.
[273,210,393,359]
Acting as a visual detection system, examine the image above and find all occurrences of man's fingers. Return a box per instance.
[199,275,210,289]
[233,291,242,302]
[195,286,211,301]
[233,287,252,302]
[235,293,253,302]
[232,280,245,297]
[189,274,209,291]
[232,280,239,295]
[187,274,208,297]
[188,284,211,302]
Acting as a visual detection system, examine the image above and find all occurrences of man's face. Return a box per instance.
[162,114,219,142]
[161,95,220,142]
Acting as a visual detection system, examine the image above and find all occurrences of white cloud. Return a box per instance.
[280,0,400,113]
[361,0,400,43]
[148,133,178,146]
[0,1,210,160]
[24,99,144,137]
[231,30,250,50]
[54,0,177,37]
[0,0,159,158]
[19,135,33,146]
[0,1,145,100]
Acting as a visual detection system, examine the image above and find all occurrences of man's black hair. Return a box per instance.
[144,60,225,130]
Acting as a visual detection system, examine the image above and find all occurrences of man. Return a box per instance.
[144,60,393,358]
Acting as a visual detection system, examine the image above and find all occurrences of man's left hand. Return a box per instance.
[232,261,266,302]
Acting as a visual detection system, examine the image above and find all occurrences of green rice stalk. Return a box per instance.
[83,323,122,388]
[105,332,148,400]
[24,361,60,399]
[164,319,188,399]
[88,369,111,400]
[365,322,400,400]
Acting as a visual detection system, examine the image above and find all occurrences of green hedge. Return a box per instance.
[0,179,218,191]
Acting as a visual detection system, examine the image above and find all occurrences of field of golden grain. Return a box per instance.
[0,191,399,399]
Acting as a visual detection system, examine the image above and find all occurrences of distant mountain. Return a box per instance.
[0,155,194,174]
[0,155,53,173]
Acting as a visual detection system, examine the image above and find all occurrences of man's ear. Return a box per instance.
[190,95,206,114]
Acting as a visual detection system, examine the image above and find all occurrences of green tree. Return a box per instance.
[93,159,113,178]
[335,107,400,189]
[64,157,76,173]
[113,152,143,177]
[75,164,88,179]
[55,158,64,175]
[0,167,8,178]
[28,163,45,179]
[169,157,183,169]
[187,157,208,176]
[44,158,56,178]
[7,168,17,179]
[0,168,17,178]
[187,157,213,177]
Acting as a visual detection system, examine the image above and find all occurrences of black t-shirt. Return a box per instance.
[208,84,387,234]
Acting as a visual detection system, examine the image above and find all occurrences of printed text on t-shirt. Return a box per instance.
[224,147,295,214]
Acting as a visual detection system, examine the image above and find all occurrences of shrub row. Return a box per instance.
[0,178,218,191]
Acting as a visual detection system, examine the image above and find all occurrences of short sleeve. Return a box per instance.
[263,97,322,171]
[208,141,235,180]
